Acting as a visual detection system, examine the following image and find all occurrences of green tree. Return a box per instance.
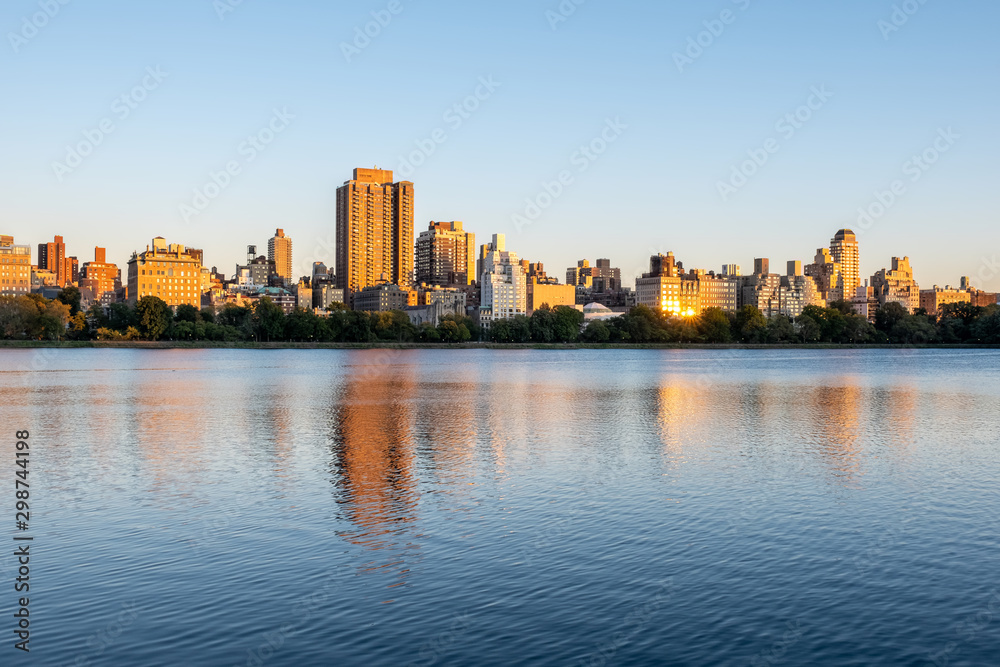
[552,306,584,343]
[57,285,82,316]
[529,306,556,343]
[86,303,109,330]
[252,297,286,342]
[108,302,135,332]
[509,315,532,343]
[875,302,909,337]
[697,307,732,343]
[972,305,1000,343]
[135,296,171,340]
[796,313,822,343]
[735,305,767,343]
[438,320,460,343]
[580,320,611,343]
[764,315,795,344]
[175,304,200,324]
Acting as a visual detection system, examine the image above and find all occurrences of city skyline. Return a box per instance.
[2,1,998,290]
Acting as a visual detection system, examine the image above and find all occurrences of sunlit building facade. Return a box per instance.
[0,235,31,296]
[871,257,919,313]
[127,237,205,308]
[480,234,526,327]
[336,168,415,296]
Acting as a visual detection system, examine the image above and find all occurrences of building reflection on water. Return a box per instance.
[328,353,420,590]
[652,373,920,487]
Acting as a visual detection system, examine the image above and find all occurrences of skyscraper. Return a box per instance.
[830,229,860,298]
[38,235,70,287]
[81,247,121,302]
[479,234,526,326]
[415,221,475,286]
[336,168,414,296]
[268,228,293,286]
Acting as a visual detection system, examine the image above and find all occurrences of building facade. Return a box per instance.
[415,221,475,287]
[0,235,31,296]
[336,168,414,296]
[126,237,205,308]
[636,253,685,314]
[353,283,411,312]
[479,234,526,327]
[805,248,843,304]
[268,229,293,286]
[871,257,919,313]
[80,247,120,302]
[830,229,860,299]
[38,235,71,287]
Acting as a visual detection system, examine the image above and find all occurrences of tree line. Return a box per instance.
[1,288,998,345]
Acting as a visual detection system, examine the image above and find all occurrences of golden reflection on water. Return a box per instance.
[329,354,419,590]
[809,382,865,483]
[652,374,922,487]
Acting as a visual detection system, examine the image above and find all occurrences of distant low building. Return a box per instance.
[353,282,410,312]
[920,279,999,316]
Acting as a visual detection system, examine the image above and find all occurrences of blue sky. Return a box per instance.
[2,0,998,289]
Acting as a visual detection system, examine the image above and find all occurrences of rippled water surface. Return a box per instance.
[1,349,999,666]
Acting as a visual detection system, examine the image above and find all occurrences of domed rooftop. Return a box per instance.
[583,302,613,312]
[835,229,856,240]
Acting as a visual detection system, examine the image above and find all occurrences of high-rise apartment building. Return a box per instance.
[830,229,860,298]
[38,235,71,287]
[779,261,823,318]
[336,168,414,296]
[127,237,205,308]
[415,221,475,287]
[80,247,121,302]
[871,257,919,313]
[567,259,622,292]
[0,235,32,296]
[479,234,526,327]
[694,272,739,313]
[740,259,782,316]
[805,248,843,304]
[268,229,293,286]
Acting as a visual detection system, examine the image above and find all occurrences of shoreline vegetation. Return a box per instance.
[2,288,999,348]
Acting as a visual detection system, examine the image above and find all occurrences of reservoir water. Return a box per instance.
[1,348,998,666]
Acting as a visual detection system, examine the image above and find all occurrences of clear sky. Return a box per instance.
[2,0,998,289]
